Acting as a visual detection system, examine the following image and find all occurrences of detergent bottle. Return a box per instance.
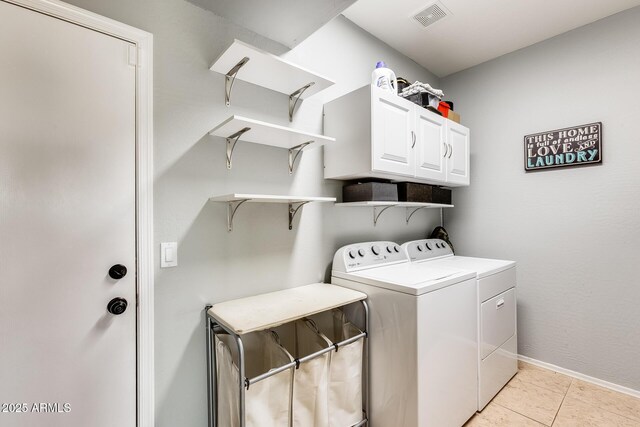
[371,61,397,94]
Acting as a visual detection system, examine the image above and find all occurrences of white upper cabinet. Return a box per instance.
[324,85,470,187]
[445,121,470,186]
[371,88,415,177]
[415,107,447,182]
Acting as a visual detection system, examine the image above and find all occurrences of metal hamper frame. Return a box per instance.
[204,300,370,427]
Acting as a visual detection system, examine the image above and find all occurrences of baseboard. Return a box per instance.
[518,355,640,399]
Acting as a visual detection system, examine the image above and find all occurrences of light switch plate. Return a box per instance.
[161,242,178,268]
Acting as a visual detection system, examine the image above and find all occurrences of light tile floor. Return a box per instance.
[465,361,640,426]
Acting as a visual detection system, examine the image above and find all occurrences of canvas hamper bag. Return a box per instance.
[215,331,294,427]
[317,310,365,427]
[287,320,331,427]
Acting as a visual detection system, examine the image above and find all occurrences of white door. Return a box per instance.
[446,121,470,186]
[414,108,447,182]
[371,86,415,176]
[0,2,137,426]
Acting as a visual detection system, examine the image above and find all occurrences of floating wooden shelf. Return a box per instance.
[210,115,335,173]
[335,201,454,226]
[210,193,336,231]
[210,39,334,120]
[207,283,366,335]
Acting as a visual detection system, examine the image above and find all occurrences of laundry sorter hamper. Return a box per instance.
[205,283,370,427]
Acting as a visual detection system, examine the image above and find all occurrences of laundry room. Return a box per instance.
[1,0,639,426]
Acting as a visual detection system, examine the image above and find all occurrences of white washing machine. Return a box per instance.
[401,239,518,410]
[332,241,478,427]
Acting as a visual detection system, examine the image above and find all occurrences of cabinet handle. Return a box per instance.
[496,299,505,309]
[411,131,416,148]
[448,143,453,158]
[443,142,448,158]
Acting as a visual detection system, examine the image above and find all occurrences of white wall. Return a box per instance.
[60,1,441,425]
[441,7,640,390]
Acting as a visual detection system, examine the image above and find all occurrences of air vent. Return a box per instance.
[412,2,450,28]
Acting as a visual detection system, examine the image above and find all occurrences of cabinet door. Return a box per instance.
[415,108,447,182]
[371,87,415,176]
[446,121,470,186]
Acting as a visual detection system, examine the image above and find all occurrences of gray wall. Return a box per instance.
[186,0,357,48]
[61,0,441,425]
[441,7,640,390]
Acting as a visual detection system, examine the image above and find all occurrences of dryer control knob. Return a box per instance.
[425,243,432,250]
[371,245,380,256]
[394,245,400,253]
[348,250,356,259]
[386,246,393,254]
[358,249,365,257]
[417,245,423,252]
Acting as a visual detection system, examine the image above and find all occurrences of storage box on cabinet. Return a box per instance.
[324,85,470,186]
[396,182,451,204]
[342,181,398,203]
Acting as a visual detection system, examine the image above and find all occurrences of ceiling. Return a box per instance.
[343,0,640,77]
[190,0,357,48]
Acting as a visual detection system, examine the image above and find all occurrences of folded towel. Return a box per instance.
[400,81,444,99]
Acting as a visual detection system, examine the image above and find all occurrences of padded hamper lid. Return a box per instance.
[208,283,367,335]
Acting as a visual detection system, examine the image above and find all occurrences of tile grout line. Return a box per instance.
[549,377,574,426]
[518,355,640,399]
[564,379,640,424]
[491,401,549,426]
[515,373,572,396]
[566,396,640,424]
[489,365,640,426]
[492,366,570,426]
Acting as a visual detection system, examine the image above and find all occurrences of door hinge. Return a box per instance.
[128,44,139,67]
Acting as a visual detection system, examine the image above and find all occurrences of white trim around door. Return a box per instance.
[2,1,155,426]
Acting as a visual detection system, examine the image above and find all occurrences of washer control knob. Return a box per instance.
[386,246,393,254]
[348,250,356,259]
[425,242,432,250]
[358,249,365,257]
[437,243,442,248]
[371,245,380,256]
[394,245,400,253]
[417,245,423,252]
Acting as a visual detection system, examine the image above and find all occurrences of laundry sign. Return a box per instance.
[524,122,602,171]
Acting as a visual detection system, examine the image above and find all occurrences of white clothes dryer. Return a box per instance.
[332,241,478,427]
[402,239,518,410]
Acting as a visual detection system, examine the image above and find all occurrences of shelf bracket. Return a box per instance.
[288,141,314,175]
[226,127,251,169]
[224,56,250,107]
[288,82,315,122]
[406,207,429,225]
[227,199,250,232]
[373,205,395,227]
[288,201,310,230]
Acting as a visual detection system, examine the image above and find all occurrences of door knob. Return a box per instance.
[107,297,128,315]
[109,264,127,280]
